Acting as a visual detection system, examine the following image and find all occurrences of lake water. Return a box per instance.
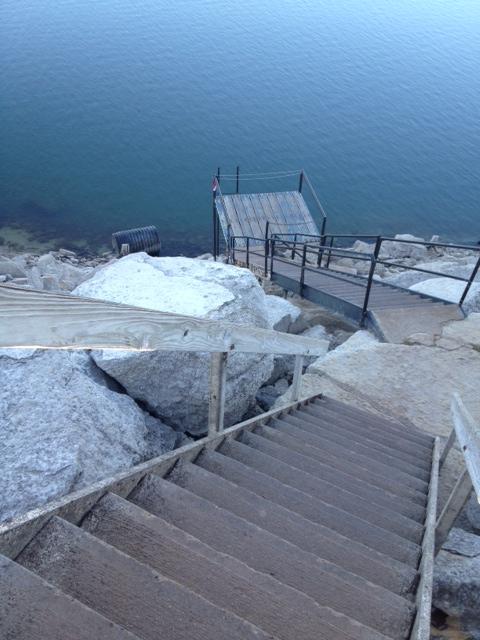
[1,0,479,255]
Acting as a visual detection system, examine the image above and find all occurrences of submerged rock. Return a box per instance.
[73,253,274,435]
[0,349,175,523]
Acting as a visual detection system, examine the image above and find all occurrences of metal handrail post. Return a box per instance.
[325,236,334,268]
[236,165,240,194]
[246,236,250,268]
[298,170,304,193]
[300,244,307,296]
[460,254,480,306]
[270,239,275,275]
[361,236,381,325]
[317,234,326,268]
[231,236,236,263]
[264,221,270,276]
[291,234,297,260]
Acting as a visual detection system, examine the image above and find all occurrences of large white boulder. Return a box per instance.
[410,278,480,314]
[0,349,176,523]
[73,254,274,434]
[384,258,479,289]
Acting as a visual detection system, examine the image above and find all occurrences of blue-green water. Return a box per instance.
[1,0,479,254]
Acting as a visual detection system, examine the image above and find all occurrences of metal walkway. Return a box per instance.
[232,245,464,333]
[0,394,438,640]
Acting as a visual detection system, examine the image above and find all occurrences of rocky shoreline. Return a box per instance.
[1,234,479,636]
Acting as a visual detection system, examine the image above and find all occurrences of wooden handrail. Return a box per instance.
[435,393,480,552]
[0,284,327,357]
[0,283,325,434]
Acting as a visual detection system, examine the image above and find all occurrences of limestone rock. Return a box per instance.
[307,330,378,374]
[73,254,273,435]
[278,340,479,438]
[37,252,93,291]
[0,257,26,278]
[410,278,480,314]
[443,313,480,350]
[0,349,175,523]
[380,234,428,260]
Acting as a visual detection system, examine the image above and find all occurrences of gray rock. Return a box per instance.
[0,257,26,278]
[74,254,274,435]
[265,295,301,332]
[442,527,480,557]
[256,385,282,411]
[0,349,175,523]
[466,494,480,533]
[265,354,295,385]
[434,536,480,622]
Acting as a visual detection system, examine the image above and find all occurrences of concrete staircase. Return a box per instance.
[0,394,437,640]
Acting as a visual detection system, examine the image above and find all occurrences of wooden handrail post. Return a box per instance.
[208,352,228,436]
[435,469,473,553]
[291,355,304,401]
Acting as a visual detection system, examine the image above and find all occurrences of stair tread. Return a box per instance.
[83,492,392,640]
[129,473,415,640]
[260,422,427,516]
[0,553,140,640]
[267,417,428,501]
[315,396,434,447]
[178,455,419,597]
[221,437,421,566]
[299,404,433,467]
[242,430,424,542]
[278,412,431,481]
[17,516,277,640]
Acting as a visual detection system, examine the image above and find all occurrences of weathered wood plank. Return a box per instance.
[291,355,304,402]
[410,438,440,640]
[208,352,228,435]
[0,284,330,356]
[451,393,480,498]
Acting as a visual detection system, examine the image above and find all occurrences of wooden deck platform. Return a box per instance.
[215,191,319,245]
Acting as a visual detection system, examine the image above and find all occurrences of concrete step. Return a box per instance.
[84,492,392,640]
[313,396,434,448]
[178,455,418,597]
[130,473,415,640]
[243,430,424,543]
[220,437,421,566]
[0,554,140,640]
[259,422,427,518]
[278,412,431,481]
[267,416,428,502]
[17,516,277,640]
[298,404,432,471]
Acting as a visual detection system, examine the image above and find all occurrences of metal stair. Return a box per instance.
[0,394,438,640]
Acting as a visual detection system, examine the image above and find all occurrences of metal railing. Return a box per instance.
[228,230,480,319]
[269,233,480,309]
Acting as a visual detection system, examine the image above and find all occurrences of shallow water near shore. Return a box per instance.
[1,0,480,255]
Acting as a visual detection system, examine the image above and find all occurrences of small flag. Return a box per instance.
[212,176,219,192]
